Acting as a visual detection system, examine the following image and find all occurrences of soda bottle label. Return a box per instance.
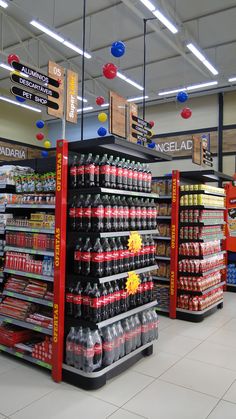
[125,331,133,341]
[150,282,154,290]
[69,208,76,217]
[103,342,113,351]
[101,295,109,306]
[129,208,136,218]
[66,342,74,351]
[141,208,147,217]
[117,167,123,177]
[91,207,104,217]
[108,293,115,304]
[138,283,143,292]
[74,251,81,260]
[104,207,112,218]
[136,207,141,218]
[123,208,129,218]
[73,295,82,304]
[133,171,138,181]
[94,166,99,175]
[75,208,82,218]
[70,167,76,176]
[74,343,82,355]
[100,165,111,175]
[117,207,124,218]
[123,249,129,258]
[111,207,118,218]
[83,348,94,357]
[104,251,113,261]
[80,252,91,262]
[147,173,152,183]
[110,166,116,177]
[115,290,121,301]
[144,245,150,254]
[82,296,90,306]
[94,343,102,355]
[66,293,74,303]
[90,297,102,308]
[112,250,119,260]
[150,245,156,253]
[123,168,128,178]
[83,208,91,217]
[147,208,153,219]
[141,324,149,333]
[84,164,95,175]
[138,172,143,183]
[90,253,104,262]
[77,166,84,175]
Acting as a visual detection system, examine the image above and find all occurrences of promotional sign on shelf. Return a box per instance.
[226,183,236,252]
[66,69,78,124]
[126,272,140,295]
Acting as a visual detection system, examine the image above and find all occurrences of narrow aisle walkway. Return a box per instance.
[0,293,236,418]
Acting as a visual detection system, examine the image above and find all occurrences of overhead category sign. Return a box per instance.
[132,115,152,129]
[11,61,60,88]
[47,61,65,119]
[11,86,59,110]
[66,69,78,124]
[132,123,151,137]
[10,73,59,98]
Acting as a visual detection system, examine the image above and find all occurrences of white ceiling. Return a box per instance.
[0,0,236,112]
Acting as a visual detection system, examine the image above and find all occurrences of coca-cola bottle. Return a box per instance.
[122,159,128,190]
[121,197,129,231]
[69,155,78,189]
[136,278,143,306]
[137,162,143,192]
[103,195,112,231]
[147,273,154,302]
[93,329,102,369]
[82,282,92,320]
[111,324,119,362]
[120,279,128,312]
[90,283,102,322]
[122,238,130,271]
[69,195,77,231]
[152,309,159,340]
[139,241,146,268]
[99,154,110,187]
[91,194,104,232]
[128,197,136,230]
[82,195,91,232]
[128,247,135,271]
[142,275,149,304]
[107,281,115,318]
[94,155,100,187]
[102,326,114,366]
[110,195,118,231]
[132,161,138,192]
[117,321,125,358]
[84,153,95,187]
[127,160,133,191]
[142,164,148,192]
[134,314,141,347]
[74,326,84,369]
[129,289,136,309]
[135,198,142,230]
[116,237,124,273]
[77,154,85,188]
[102,238,112,277]
[140,198,147,230]
[130,316,137,351]
[141,311,149,345]
[80,237,92,276]
[109,156,117,189]
[100,283,109,321]
[116,158,123,190]
[117,196,124,231]
[83,328,95,372]
[74,237,83,274]
[147,165,152,192]
[150,199,157,229]
[66,286,74,316]
[73,280,82,318]
[149,236,156,265]
[146,310,154,342]
[110,237,119,275]
[143,236,150,266]
[122,318,132,355]
[90,238,104,277]
[75,195,83,231]
[66,327,76,365]
[113,280,121,315]
[146,199,153,230]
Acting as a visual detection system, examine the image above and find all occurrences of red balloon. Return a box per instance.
[96,96,105,106]
[8,54,20,66]
[181,107,192,119]
[103,63,118,80]
[149,120,155,128]
[36,132,44,141]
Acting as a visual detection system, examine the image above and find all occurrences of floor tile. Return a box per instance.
[132,351,181,378]
[0,353,21,375]
[157,330,201,356]
[207,400,236,419]
[187,341,236,371]
[157,315,173,331]
[10,385,116,419]
[161,322,217,340]
[91,370,154,407]
[108,408,147,419]
[223,380,236,403]
[160,358,236,398]
[0,364,58,416]
[123,379,218,419]
[221,318,236,332]
[207,329,236,349]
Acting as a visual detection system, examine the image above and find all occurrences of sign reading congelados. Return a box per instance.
[155,139,192,154]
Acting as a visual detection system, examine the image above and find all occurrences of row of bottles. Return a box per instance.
[74,236,156,278]
[66,309,158,372]
[69,153,152,192]
[69,194,157,232]
[66,273,154,322]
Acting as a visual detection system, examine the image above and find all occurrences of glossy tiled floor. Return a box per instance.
[1,293,236,418]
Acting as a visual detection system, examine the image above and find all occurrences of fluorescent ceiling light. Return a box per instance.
[0,0,8,8]
[187,43,219,75]
[139,0,156,12]
[77,96,88,103]
[153,9,178,34]
[117,71,143,91]
[229,77,236,82]
[158,87,186,96]
[127,95,149,102]
[63,41,91,59]
[0,63,29,78]
[101,103,109,107]
[77,106,93,112]
[187,81,218,90]
[0,95,41,112]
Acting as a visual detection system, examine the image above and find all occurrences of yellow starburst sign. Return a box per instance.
[128,231,142,254]
[126,271,140,295]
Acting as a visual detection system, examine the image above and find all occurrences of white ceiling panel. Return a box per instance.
[168,0,236,21]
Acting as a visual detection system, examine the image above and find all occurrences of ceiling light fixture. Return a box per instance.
[101,103,109,107]
[187,43,219,75]
[77,96,88,103]
[139,0,156,12]
[228,77,236,82]
[0,95,41,112]
[0,63,29,78]
[77,106,93,112]
[153,9,178,34]
[117,71,144,91]
[0,0,8,9]
[30,20,91,58]
[158,87,186,96]
[127,95,149,102]
[158,80,218,96]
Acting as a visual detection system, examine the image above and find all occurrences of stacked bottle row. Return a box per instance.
[66,309,158,372]
[66,273,154,323]
[74,236,156,278]
[69,153,152,192]
[69,194,157,232]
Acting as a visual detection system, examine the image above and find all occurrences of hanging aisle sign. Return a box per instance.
[131,123,151,137]
[47,61,65,119]
[66,69,78,124]
[10,73,59,98]
[132,114,152,129]
[11,61,59,88]
[11,86,59,110]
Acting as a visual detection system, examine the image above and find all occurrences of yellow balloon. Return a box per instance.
[98,112,107,123]
[44,140,51,149]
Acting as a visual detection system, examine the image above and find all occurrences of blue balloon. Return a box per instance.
[111,41,126,58]
[16,96,26,103]
[148,142,156,149]
[36,120,45,129]
[41,150,48,157]
[177,91,188,103]
[97,127,107,137]
[137,140,142,145]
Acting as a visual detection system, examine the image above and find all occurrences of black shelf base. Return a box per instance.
[176,301,223,323]
[227,285,236,293]
[62,344,153,390]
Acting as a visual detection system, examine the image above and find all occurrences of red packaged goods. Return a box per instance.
[177,287,223,311]
[0,324,34,347]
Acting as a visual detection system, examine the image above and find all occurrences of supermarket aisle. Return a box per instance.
[1,293,236,418]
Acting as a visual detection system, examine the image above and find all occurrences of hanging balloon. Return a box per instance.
[149,120,155,128]
[98,112,107,123]
[148,142,156,149]
[16,96,26,103]
[36,120,45,129]
[96,96,105,106]
[97,127,107,137]
[44,140,51,148]
[181,107,192,119]
[36,132,44,141]
[103,63,118,79]
[8,54,20,66]
[111,41,126,58]
[177,91,188,103]
[41,150,49,158]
